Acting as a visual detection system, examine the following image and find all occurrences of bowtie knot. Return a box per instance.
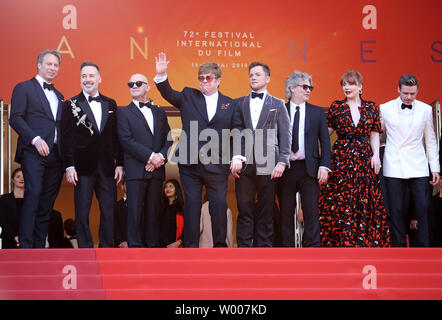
[43,82,54,91]
[251,92,264,99]
[139,101,152,109]
[401,103,412,110]
[88,95,101,103]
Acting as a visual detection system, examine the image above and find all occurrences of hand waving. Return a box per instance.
[155,52,170,76]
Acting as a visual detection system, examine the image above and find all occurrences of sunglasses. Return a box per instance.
[127,81,147,88]
[198,75,217,82]
[297,84,314,91]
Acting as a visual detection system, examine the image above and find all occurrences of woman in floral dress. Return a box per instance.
[318,70,390,247]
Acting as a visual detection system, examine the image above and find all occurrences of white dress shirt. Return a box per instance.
[83,91,102,132]
[33,75,59,144]
[289,101,306,161]
[250,90,267,130]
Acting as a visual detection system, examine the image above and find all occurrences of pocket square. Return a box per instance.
[108,110,114,113]
[269,109,276,111]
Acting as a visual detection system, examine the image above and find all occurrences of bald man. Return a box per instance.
[116,74,172,247]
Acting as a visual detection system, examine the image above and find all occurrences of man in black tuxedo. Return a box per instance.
[9,49,65,248]
[61,61,123,248]
[117,73,171,247]
[154,52,235,247]
[277,71,331,247]
[230,62,291,247]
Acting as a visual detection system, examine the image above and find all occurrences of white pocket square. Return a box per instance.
[108,110,114,113]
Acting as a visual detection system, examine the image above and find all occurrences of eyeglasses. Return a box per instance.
[198,75,216,82]
[127,81,147,88]
[297,84,314,91]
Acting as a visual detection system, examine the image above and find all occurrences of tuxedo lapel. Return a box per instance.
[78,93,99,132]
[242,95,253,129]
[32,78,54,120]
[129,103,152,134]
[54,89,64,122]
[100,98,109,133]
[255,94,271,129]
[304,103,311,134]
[286,102,291,119]
[151,105,160,138]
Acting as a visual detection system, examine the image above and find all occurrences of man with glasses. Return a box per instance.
[60,61,123,248]
[116,73,171,247]
[380,74,440,247]
[154,52,234,247]
[277,71,331,247]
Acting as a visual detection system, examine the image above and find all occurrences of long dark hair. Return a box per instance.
[162,179,184,213]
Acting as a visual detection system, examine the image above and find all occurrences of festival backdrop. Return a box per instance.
[1,0,441,108]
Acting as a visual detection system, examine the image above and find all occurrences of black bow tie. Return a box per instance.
[139,102,152,109]
[401,103,412,110]
[43,82,54,91]
[251,92,264,99]
[88,95,101,103]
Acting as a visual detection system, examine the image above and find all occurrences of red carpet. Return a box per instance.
[0,248,441,300]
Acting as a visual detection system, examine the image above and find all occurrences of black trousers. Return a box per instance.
[75,163,116,248]
[126,178,163,248]
[385,176,432,247]
[19,147,63,248]
[235,164,276,247]
[179,164,229,248]
[278,160,320,247]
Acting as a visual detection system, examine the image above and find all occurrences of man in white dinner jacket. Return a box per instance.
[380,74,440,247]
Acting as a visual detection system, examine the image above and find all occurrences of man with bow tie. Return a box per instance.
[60,61,123,248]
[9,49,65,248]
[116,73,171,247]
[380,74,440,247]
[230,62,291,247]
